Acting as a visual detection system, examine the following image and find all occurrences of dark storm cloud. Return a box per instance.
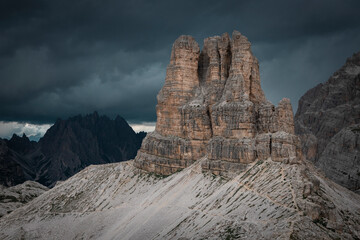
[0,0,360,126]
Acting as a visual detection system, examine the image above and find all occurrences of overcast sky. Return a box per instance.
[1,0,359,139]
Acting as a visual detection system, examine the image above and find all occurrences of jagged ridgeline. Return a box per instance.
[135,30,302,176]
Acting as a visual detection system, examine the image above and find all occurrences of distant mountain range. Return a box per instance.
[0,112,146,187]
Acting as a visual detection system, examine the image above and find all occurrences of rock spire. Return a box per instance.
[135,30,302,176]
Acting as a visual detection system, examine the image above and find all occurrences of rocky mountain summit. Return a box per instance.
[135,31,302,177]
[0,31,359,239]
[36,112,146,187]
[295,52,360,193]
[0,112,146,187]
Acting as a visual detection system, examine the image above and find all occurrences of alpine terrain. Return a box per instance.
[0,31,359,240]
[0,112,146,187]
[0,181,48,218]
[295,52,360,193]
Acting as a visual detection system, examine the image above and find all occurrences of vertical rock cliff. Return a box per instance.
[135,31,302,176]
[295,52,360,193]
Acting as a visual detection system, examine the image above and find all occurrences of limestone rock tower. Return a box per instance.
[135,30,302,176]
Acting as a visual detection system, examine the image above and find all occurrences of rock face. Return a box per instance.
[36,112,146,187]
[0,137,34,187]
[317,125,360,193]
[0,181,48,218]
[0,112,146,187]
[135,31,302,176]
[295,52,360,192]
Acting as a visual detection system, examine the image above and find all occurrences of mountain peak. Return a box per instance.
[90,111,99,119]
[346,51,360,65]
[1,113,146,188]
[7,132,33,155]
[295,50,360,193]
[115,115,125,122]
[135,31,301,176]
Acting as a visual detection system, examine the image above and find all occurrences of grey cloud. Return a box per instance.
[256,27,360,110]
[0,61,165,122]
[0,121,51,140]
[0,0,359,125]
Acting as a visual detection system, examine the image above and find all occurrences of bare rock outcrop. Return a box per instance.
[135,31,302,176]
[317,125,360,193]
[295,52,360,192]
[0,181,48,218]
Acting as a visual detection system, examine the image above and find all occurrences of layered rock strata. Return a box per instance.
[317,125,360,193]
[135,31,302,176]
[295,52,360,192]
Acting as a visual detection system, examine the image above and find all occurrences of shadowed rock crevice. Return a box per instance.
[206,107,213,137]
[198,51,209,85]
[135,30,302,176]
